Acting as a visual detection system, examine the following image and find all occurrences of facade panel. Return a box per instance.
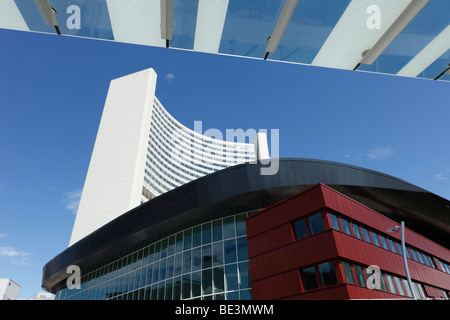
[246,184,450,300]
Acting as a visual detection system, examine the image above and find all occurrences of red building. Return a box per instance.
[247,183,450,300]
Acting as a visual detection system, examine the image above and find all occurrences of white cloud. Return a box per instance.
[344,146,395,161]
[0,233,7,239]
[0,246,31,266]
[165,72,175,83]
[63,189,82,214]
[435,173,448,181]
[366,146,395,161]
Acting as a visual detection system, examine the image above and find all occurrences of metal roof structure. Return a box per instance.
[2,0,449,81]
[42,158,450,293]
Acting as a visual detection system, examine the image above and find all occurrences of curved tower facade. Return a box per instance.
[69,68,263,246]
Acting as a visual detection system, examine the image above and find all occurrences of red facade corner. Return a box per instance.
[246,184,450,300]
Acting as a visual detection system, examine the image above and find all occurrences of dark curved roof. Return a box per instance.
[42,158,450,293]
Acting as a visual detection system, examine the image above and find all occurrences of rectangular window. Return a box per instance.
[370,231,381,247]
[202,222,212,245]
[175,233,183,253]
[182,274,191,299]
[182,251,191,274]
[388,239,398,254]
[224,239,237,264]
[308,212,325,235]
[423,254,431,267]
[166,256,174,279]
[192,226,202,248]
[405,247,411,259]
[293,219,308,240]
[202,244,213,269]
[202,269,212,295]
[415,282,426,299]
[238,262,251,289]
[427,255,436,268]
[361,227,372,244]
[192,247,201,271]
[212,220,222,242]
[395,242,404,256]
[192,271,201,297]
[236,237,248,261]
[354,265,366,287]
[384,274,397,294]
[416,251,425,264]
[168,235,176,255]
[235,213,247,237]
[342,261,355,285]
[340,218,352,236]
[212,242,224,266]
[329,213,341,231]
[393,276,405,296]
[352,223,362,239]
[379,234,389,250]
[213,267,225,293]
[183,229,192,250]
[173,277,182,300]
[174,253,182,276]
[318,262,338,287]
[223,216,235,239]
[412,248,421,262]
[224,264,238,291]
[402,279,413,297]
[300,266,319,291]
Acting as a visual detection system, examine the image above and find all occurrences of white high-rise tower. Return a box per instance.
[69,68,267,246]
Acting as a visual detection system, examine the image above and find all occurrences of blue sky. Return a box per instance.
[0,27,449,299]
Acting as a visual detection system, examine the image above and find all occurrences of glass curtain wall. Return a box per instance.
[56,212,253,300]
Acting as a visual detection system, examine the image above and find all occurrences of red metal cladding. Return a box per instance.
[246,184,450,300]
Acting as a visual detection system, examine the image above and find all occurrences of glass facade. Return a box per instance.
[55,212,252,300]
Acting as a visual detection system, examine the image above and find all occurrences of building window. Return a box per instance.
[370,231,381,247]
[340,218,352,236]
[352,223,362,240]
[405,247,411,259]
[384,274,397,294]
[361,227,372,244]
[308,213,325,235]
[379,234,389,250]
[318,262,338,287]
[393,276,405,296]
[388,239,398,254]
[329,213,341,231]
[402,279,413,297]
[300,266,319,291]
[395,242,404,256]
[342,261,355,285]
[416,251,425,264]
[410,248,419,262]
[354,265,367,287]
[293,219,308,240]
